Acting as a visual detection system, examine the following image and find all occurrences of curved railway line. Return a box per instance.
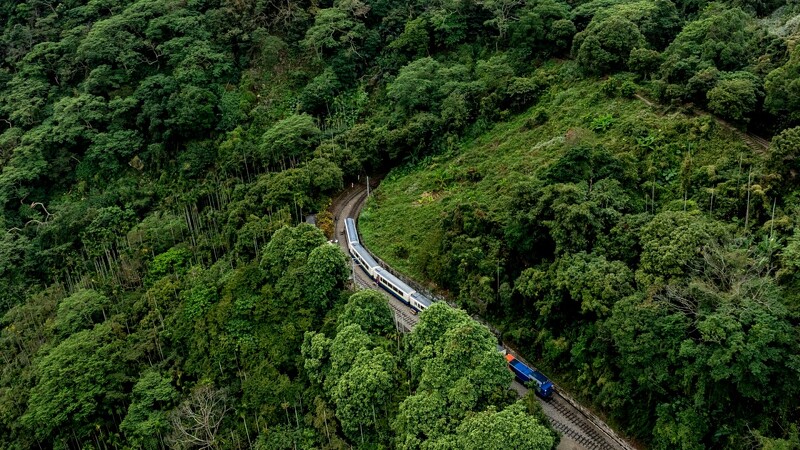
[331,184,420,332]
[329,183,634,450]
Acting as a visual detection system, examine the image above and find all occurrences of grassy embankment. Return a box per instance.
[359,62,747,285]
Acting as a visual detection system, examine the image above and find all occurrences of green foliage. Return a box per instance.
[331,346,395,441]
[394,390,451,449]
[656,4,766,107]
[362,58,800,447]
[628,47,663,79]
[766,126,800,188]
[304,243,349,310]
[509,0,575,58]
[302,331,332,386]
[590,113,615,131]
[120,370,179,450]
[299,68,342,114]
[338,290,395,335]
[662,5,758,75]
[573,17,647,74]
[765,44,800,125]
[706,72,762,123]
[52,289,111,338]
[396,303,514,447]
[554,252,634,317]
[2,0,800,447]
[387,57,444,114]
[637,211,728,286]
[441,402,556,449]
[259,114,322,167]
[476,0,525,41]
[22,322,128,442]
[303,4,368,58]
[147,246,193,283]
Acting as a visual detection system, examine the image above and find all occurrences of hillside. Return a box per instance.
[360,62,750,282]
[361,61,800,448]
[2,0,800,448]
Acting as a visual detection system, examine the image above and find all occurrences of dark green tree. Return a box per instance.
[21,322,128,443]
[120,370,179,450]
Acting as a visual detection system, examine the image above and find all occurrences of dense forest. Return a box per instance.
[1,0,800,448]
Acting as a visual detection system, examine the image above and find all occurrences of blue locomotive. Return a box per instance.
[505,353,554,399]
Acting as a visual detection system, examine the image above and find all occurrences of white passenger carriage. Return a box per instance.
[344,217,432,313]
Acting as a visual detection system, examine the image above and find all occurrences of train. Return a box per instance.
[345,216,555,399]
[505,353,554,399]
[344,218,432,313]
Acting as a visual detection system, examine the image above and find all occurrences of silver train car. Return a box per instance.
[344,218,432,313]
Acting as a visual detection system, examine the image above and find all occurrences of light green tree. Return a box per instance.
[706,72,761,123]
[331,347,395,441]
[259,114,321,168]
[338,290,394,335]
[304,244,349,311]
[441,402,556,449]
[765,45,800,124]
[554,252,634,317]
[387,57,444,114]
[52,289,111,338]
[573,17,646,74]
[302,2,368,58]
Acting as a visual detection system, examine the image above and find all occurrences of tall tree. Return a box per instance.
[21,322,128,443]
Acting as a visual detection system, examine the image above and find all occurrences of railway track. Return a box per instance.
[328,183,630,450]
[547,394,623,450]
[635,92,771,153]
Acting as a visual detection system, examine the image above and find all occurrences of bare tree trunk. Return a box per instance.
[168,384,230,450]
[744,167,752,230]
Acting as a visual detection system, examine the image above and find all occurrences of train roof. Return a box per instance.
[410,292,433,308]
[345,218,359,245]
[351,243,379,269]
[510,358,552,385]
[375,267,413,292]
[530,370,551,385]
[374,268,433,308]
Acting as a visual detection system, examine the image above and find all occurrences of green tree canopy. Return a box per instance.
[636,211,729,287]
[331,347,395,441]
[765,44,800,125]
[304,243,349,311]
[338,290,395,335]
[659,5,760,86]
[438,402,556,449]
[259,114,322,168]
[52,289,111,338]
[21,322,128,442]
[120,370,179,450]
[573,17,647,74]
[706,72,762,123]
[387,57,445,113]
